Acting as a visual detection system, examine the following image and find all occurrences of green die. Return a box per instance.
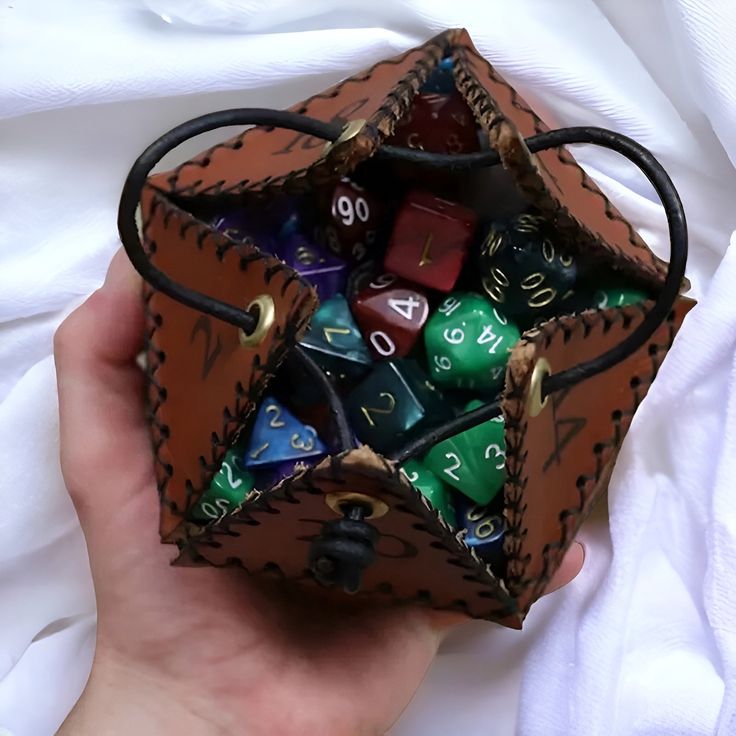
[593,286,648,309]
[189,449,255,522]
[424,292,520,392]
[424,399,506,505]
[400,459,455,524]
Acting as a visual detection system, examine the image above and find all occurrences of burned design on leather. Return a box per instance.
[141,186,318,540]
[180,445,521,624]
[501,297,694,614]
[152,31,453,198]
[452,34,668,288]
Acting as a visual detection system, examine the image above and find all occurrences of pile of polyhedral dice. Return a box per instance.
[186,58,647,571]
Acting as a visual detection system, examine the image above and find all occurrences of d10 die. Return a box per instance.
[320,177,383,264]
[299,294,372,382]
[424,399,506,505]
[479,211,578,321]
[424,292,520,392]
[384,191,478,292]
[456,496,506,566]
[278,235,347,301]
[389,92,479,155]
[243,397,326,469]
[400,459,455,524]
[346,359,452,455]
[351,273,429,359]
[189,449,255,522]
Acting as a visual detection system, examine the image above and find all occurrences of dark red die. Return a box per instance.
[320,177,382,264]
[351,273,430,359]
[383,191,478,292]
[388,92,480,154]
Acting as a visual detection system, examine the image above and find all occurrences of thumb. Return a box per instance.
[54,248,155,551]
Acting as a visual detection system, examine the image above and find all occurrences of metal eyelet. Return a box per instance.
[325,492,389,520]
[322,119,367,157]
[238,294,275,348]
[527,357,551,417]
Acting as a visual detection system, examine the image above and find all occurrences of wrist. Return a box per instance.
[58,655,251,736]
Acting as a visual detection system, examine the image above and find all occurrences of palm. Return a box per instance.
[55,251,582,735]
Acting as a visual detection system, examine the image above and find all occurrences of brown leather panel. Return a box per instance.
[141,186,318,540]
[453,32,668,287]
[150,32,452,197]
[502,296,695,613]
[182,445,520,624]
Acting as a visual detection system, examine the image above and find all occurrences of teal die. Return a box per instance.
[346,359,452,455]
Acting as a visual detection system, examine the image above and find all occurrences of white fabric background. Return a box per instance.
[1,1,735,734]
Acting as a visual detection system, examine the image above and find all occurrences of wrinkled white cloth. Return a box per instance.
[1,1,735,734]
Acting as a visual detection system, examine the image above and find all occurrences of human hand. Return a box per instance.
[54,250,584,736]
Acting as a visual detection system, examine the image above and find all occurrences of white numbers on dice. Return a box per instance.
[477,324,503,353]
[200,497,231,520]
[401,468,420,484]
[334,194,370,227]
[443,327,465,344]
[484,443,505,470]
[369,330,396,357]
[222,460,244,489]
[355,196,370,222]
[433,355,452,371]
[438,296,461,317]
[490,366,505,381]
[369,273,397,289]
[492,308,508,325]
[389,295,423,321]
[443,452,462,481]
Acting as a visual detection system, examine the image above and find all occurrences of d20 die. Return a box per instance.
[424,292,520,392]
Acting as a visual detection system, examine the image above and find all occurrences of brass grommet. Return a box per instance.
[325,492,389,520]
[527,357,551,418]
[323,119,367,156]
[238,294,275,348]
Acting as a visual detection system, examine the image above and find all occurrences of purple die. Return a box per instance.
[279,234,347,300]
[210,210,277,255]
[254,457,324,490]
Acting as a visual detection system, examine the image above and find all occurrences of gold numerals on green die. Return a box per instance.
[189,449,255,522]
[424,293,520,393]
[400,459,456,525]
[424,400,506,505]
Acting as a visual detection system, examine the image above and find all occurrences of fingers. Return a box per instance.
[54,249,152,533]
[430,541,586,635]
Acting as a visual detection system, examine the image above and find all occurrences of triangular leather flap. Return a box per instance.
[142,187,318,539]
[180,445,520,624]
[502,296,694,614]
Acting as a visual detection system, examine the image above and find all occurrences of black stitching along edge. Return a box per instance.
[140,189,317,529]
[503,304,680,605]
[185,449,518,619]
[456,44,666,283]
[163,31,451,198]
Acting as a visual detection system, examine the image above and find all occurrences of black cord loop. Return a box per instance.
[118,108,687,460]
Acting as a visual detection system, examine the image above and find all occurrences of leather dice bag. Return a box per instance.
[118,29,693,628]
